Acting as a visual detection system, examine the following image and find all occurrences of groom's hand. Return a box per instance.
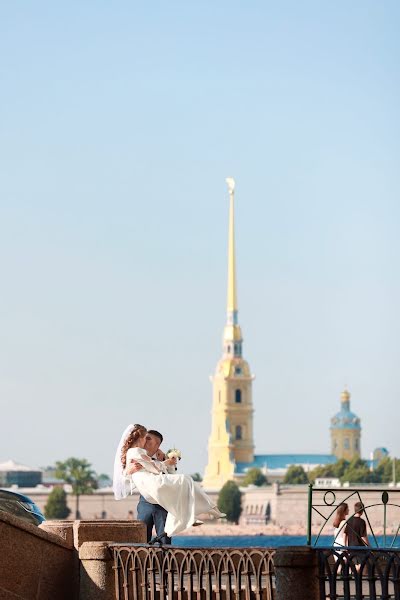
[126,461,143,475]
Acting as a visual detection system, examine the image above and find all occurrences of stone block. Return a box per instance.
[72,519,147,550]
[274,546,319,600]
[79,541,115,600]
[0,510,74,600]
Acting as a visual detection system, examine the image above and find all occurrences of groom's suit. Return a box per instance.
[137,457,175,544]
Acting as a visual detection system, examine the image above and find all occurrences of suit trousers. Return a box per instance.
[137,495,171,544]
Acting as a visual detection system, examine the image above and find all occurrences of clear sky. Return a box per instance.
[1,2,399,478]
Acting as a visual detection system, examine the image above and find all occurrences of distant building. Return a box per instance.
[40,466,65,488]
[0,460,42,488]
[373,447,389,463]
[330,389,361,461]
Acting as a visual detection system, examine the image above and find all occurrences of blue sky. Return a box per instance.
[1,2,399,477]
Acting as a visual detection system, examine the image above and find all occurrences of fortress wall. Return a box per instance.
[15,486,400,534]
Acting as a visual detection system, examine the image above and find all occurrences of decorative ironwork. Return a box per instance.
[307,484,400,548]
[318,547,400,600]
[111,543,275,600]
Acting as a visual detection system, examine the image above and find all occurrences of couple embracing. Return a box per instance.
[113,424,225,543]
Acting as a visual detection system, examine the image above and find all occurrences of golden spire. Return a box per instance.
[226,177,237,314]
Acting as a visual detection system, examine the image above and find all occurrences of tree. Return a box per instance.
[44,487,71,519]
[55,458,97,519]
[97,473,112,488]
[374,457,400,484]
[283,465,308,484]
[217,480,242,524]
[309,459,350,483]
[242,467,268,487]
[190,472,203,482]
[341,458,378,484]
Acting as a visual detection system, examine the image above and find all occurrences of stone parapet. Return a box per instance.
[0,510,74,600]
[274,546,319,600]
[40,518,146,549]
[79,541,115,600]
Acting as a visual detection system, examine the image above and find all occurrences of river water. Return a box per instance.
[174,535,399,548]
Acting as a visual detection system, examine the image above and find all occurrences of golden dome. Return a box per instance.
[341,389,351,402]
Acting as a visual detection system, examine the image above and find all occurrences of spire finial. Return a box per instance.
[226,177,237,315]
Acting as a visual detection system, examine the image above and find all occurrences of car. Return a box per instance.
[0,489,45,526]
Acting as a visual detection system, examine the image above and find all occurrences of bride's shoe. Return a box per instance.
[209,507,226,519]
[192,520,204,527]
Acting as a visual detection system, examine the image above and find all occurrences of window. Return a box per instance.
[344,438,350,449]
[355,438,359,450]
[235,425,242,440]
[235,389,242,403]
[235,366,242,375]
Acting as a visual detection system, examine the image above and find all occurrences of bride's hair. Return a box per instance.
[333,502,349,528]
[121,424,147,468]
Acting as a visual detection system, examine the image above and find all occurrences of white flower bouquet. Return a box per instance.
[166,448,182,461]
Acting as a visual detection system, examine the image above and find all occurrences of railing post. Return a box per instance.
[274,546,319,600]
[307,483,313,546]
[79,542,115,600]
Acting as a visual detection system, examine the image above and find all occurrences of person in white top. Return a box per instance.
[113,424,225,540]
[333,502,349,569]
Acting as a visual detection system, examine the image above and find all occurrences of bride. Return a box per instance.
[113,424,225,538]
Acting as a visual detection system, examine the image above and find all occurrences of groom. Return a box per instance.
[126,428,176,544]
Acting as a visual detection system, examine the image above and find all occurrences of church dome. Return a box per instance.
[331,389,361,430]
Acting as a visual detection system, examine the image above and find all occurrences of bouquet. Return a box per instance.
[166,448,182,461]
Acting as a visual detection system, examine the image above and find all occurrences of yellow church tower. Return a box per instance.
[330,388,361,461]
[203,178,255,489]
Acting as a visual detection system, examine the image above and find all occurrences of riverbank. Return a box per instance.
[179,522,310,536]
[179,522,394,536]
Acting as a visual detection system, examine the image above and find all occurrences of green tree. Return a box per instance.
[283,465,308,484]
[308,459,350,483]
[341,458,378,484]
[44,487,71,519]
[242,467,268,487]
[190,472,203,482]
[217,480,242,524]
[97,473,112,488]
[374,457,400,484]
[55,458,97,519]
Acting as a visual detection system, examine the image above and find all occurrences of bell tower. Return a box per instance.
[203,178,254,489]
[330,388,361,461]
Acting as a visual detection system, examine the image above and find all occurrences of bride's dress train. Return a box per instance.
[126,447,225,536]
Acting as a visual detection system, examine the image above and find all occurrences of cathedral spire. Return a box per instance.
[226,177,237,320]
[203,177,254,488]
[223,178,242,357]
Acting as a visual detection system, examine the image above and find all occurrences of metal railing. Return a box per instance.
[307,484,400,547]
[317,547,400,600]
[111,544,275,600]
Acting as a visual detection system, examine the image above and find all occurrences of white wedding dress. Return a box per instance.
[126,447,224,536]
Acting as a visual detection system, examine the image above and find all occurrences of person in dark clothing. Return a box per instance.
[344,501,370,547]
